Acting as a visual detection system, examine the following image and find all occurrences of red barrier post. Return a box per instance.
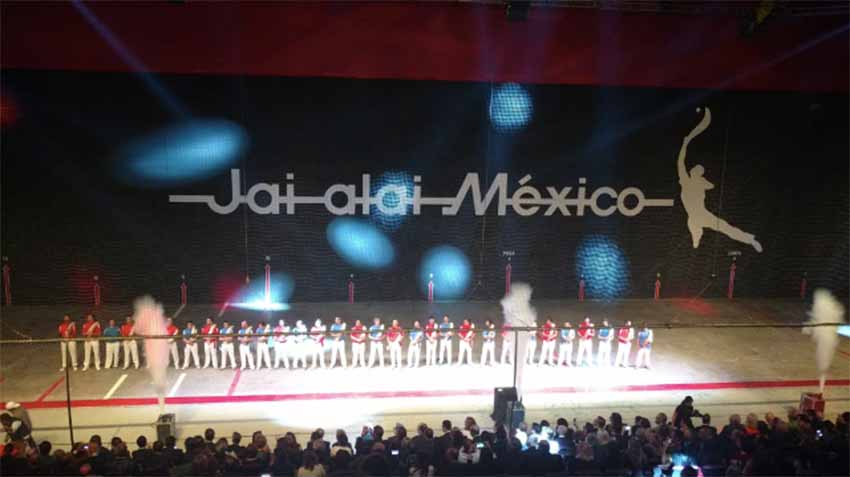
[427,274,434,303]
[93,275,102,306]
[654,273,661,300]
[180,275,188,305]
[578,275,585,302]
[727,258,737,300]
[800,272,807,299]
[2,258,10,305]
[505,260,512,296]
[348,274,355,304]
[264,256,271,303]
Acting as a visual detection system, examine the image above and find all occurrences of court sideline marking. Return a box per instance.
[103,374,128,399]
[35,376,65,402]
[19,378,850,410]
[168,373,187,397]
[227,369,241,396]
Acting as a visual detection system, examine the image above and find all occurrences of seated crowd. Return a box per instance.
[1,399,848,476]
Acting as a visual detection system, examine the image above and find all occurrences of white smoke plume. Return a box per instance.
[802,289,846,391]
[132,296,169,414]
[500,282,537,401]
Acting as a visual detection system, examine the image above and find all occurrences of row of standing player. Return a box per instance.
[56,314,654,372]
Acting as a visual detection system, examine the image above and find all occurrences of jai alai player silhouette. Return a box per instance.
[678,107,763,253]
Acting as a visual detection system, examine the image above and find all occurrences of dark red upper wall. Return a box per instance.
[2,2,848,92]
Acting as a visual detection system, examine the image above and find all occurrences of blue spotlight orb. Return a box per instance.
[489,83,532,132]
[419,245,472,300]
[370,171,414,230]
[118,119,247,187]
[231,272,294,311]
[575,236,630,300]
[327,218,395,269]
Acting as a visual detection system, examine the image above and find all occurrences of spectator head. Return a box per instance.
[425,427,434,439]
[332,448,352,468]
[89,435,102,446]
[255,434,267,450]
[371,442,386,454]
[594,416,606,429]
[152,441,164,452]
[682,396,694,405]
[38,441,52,456]
[745,413,759,429]
[373,425,384,440]
[110,436,122,449]
[444,447,458,462]
[729,414,742,426]
[557,425,567,437]
[702,414,711,425]
[232,432,242,445]
[655,413,668,426]
[469,425,480,437]
[204,428,215,442]
[442,420,452,433]
[316,428,325,440]
[394,423,407,439]
[538,440,550,454]
[556,417,568,427]
[417,423,428,436]
[110,442,127,458]
[165,435,176,448]
[136,435,147,449]
[336,429,349,445]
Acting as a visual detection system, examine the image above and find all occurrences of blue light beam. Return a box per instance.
[327,218,396,270]
[419,245,472,300]
[575,236,630,300]
[489,83,533,132]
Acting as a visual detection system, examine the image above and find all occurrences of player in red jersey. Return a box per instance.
[81,314,102,371]
[457,319,476,366]
[387,319,404,369]
[120,316,139,369]
[58,314,78,371]
[350,319,367,368]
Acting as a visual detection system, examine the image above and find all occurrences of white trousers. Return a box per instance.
[310,343,325,368]
[274,343,289,368]
[239,344,255,370]
[526,341,537,364]
[169,342,180,368]
[203,342,218,368]
[635,347,652,368]
[576,340,593,366]
[438,339,452,364]
[407,344,421,367]
[480,341,495,366]
[539,341,556,366]
[220,342,236,369]
[614,342,631,367]
[368,341,385,368]
[104,342,120,368]
[84,340,100,370]
[597,341,612,366]
[500,341,514,365]
[557,342,573,366]
[425,340,437,366]
[183,343,200,369]
[292,343,308,368]
[256,345,272,369]
[330,340,347,368]
[122,340,139,369]
[388,342,403,368]
[351,342,366,367]
[60,341,78,369]
[457,341,474,365]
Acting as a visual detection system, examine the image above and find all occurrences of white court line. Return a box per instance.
[103,374,128,400]
[169,372,187,397]
[173,304,187,318]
